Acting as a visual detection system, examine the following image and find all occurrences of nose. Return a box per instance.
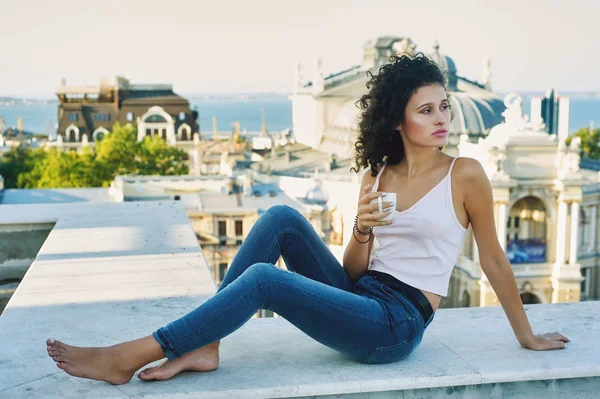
[435,109,448,126]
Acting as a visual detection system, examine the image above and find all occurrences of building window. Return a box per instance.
[94,113,110,121]
[145,114,167,123]
[235,220,243,236]
[218,220,227,237]
[515,216,520,228]
[126,112,134,122]
[507,217,511,228]
[581,267,592,300]
[179,112,186,121]
[219,262,228,283]
[69,113,78,122]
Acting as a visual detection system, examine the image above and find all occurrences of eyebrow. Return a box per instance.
[416,99,450,110]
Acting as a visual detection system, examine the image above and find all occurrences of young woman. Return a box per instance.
[46,53,569,385]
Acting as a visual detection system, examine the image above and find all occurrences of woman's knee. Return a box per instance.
[245,262,279,282]
[263,205,303,225]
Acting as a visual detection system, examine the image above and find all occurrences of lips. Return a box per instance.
[432,129,448,137]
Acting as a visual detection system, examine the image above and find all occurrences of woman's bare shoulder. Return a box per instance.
[453,157,486,179]
[360,163,383,185]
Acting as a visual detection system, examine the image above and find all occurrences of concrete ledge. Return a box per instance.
[0,202,599,398]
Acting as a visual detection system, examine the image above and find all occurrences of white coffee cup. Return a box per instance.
[369,192,397,222]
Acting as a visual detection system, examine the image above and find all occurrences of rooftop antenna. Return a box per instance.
[212,116,219,140]
[261,108,268,137]
[17,116,24,145]
[233,121,240,142]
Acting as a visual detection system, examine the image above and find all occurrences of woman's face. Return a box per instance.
[397,84,451,147]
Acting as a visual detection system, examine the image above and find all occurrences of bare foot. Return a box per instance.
[138,341,220,381]
[46,338,139,385]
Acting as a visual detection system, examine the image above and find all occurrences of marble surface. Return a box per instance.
[0,201,599,398]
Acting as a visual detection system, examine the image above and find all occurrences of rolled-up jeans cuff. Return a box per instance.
[152,329,181,361]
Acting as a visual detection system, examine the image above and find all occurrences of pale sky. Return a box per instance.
[0,0,598,97]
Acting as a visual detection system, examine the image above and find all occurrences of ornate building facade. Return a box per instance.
[54,76,199,148]
[290,36,506,159]
[288,35,597,307]
[443,94,594,307]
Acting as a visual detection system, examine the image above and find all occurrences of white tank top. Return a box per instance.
[368,157,468,296]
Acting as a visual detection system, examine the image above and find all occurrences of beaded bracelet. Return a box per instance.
[353,214,373,236]
[352,229,371,244]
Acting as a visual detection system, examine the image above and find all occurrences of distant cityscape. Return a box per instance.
[3,92,599,138]
[2,35,599,311]
[0,92,292,104]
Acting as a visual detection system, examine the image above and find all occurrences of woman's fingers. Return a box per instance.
[358,201,394,214]
[550,332,570,342]
[359,191,388,205]
[359,208,394,221]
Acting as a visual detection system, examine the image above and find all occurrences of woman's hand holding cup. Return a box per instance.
[356,185,396,232]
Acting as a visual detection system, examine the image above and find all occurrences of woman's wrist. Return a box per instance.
[517,333,536,348]
[352,229,371,244]
[353,214,372,235]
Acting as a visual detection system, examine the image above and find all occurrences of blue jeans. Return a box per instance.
[153,205,435,364]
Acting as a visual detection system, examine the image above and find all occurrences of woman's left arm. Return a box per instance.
[459,158,570,351]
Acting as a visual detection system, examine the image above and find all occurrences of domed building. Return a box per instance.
[291,36,506,158]
[304,179,329,205]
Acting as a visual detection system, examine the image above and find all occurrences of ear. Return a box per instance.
[395,123,403,134]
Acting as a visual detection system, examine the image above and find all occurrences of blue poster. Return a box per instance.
[506,239,546,264]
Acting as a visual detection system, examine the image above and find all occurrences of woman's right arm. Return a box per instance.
[342,170,393,281]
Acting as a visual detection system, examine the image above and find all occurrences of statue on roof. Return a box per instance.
[392,38,416,56]
[483,56,492,91]
[502,94,527,130]
[293,61,302,94]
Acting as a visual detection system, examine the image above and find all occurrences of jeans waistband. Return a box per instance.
[367,270,433,323]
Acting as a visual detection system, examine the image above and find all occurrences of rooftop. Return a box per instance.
[0,202,598,398]
[0,188,115,205]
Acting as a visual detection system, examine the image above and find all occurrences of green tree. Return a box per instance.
[95,123,189,181]
[566,127,600,159]
[17,147,102,188]
[94,122,141,183]
[138,135,189,176]
[0,146,33,188]
[0,122,189,189]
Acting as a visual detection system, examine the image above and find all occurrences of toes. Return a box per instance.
[138,369,164,381]
[47,338,67,351]
[138,366,174,381]
[48,347,66,357]
[138,366,158,375]
[53,340,67,350]
[53,354,66,363]
[56,362,69,371]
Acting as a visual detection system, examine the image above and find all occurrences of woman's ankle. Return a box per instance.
[113,335,166,372]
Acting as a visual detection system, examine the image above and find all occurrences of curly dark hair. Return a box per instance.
[351,52,449,176]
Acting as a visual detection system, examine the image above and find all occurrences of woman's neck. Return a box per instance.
[396,149,442,179]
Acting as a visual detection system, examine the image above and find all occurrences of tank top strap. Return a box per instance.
[447,157,459,177]
[371,163,387,192]
[446,157,460,200]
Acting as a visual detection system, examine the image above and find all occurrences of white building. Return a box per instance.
[291,37,505,158]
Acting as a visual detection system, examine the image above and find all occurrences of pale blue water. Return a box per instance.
[191,98,292,134]
[1,96,599,136]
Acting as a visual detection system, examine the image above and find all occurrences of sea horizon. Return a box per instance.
[1,92,599,137]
